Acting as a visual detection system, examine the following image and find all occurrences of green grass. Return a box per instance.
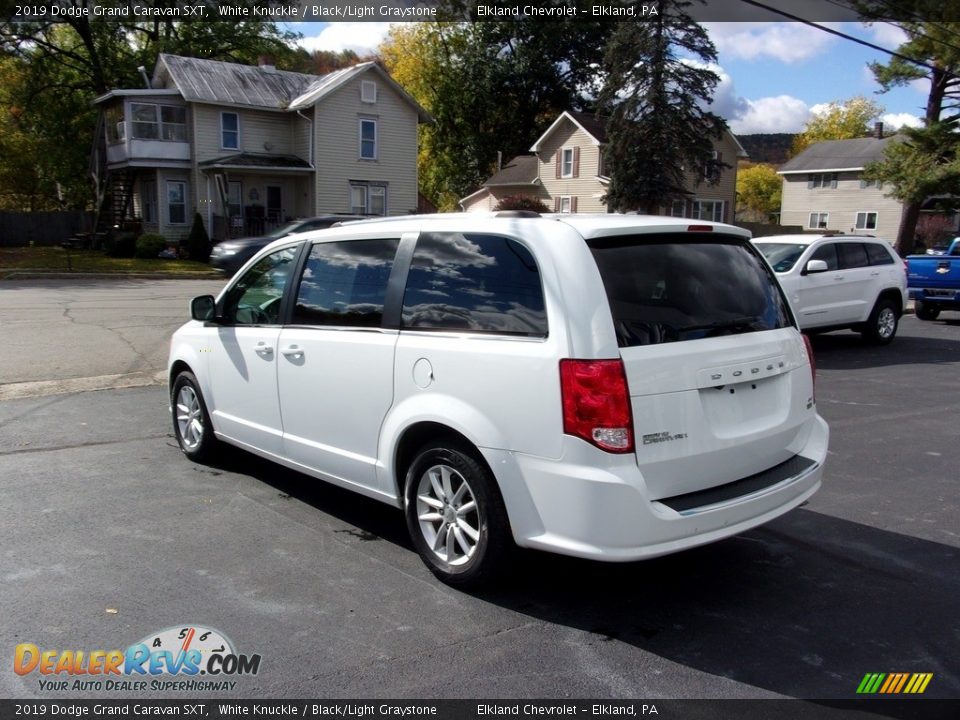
[0,246,216,275]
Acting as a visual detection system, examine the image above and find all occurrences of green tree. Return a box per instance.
[736,163,782,222]
[790,96,885,156]
[379,18,611,210]
[856,1,960,252]
[598,0,727,213]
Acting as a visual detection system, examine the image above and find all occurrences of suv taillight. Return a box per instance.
[802,334,816,402]
[559,359,634,453]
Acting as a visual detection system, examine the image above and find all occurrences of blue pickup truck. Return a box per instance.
[907,238,960,320]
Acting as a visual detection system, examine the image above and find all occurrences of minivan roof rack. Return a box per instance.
[494,210,540,218]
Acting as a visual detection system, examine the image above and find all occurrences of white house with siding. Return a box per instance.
[91,54,431,242]
[777,130,905,240]
[460,110,745,221]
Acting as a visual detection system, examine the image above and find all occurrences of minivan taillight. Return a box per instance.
[802,334,816,402]
[559,359,634,453]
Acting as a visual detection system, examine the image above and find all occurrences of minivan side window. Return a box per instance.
[292,239,399,328]
[402,233,548,336]
[865,242,896,265]
[838,242,870,269]
[221,246,298,325]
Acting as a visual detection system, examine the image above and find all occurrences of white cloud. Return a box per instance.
[296,23,396,55]
[881,112,923,130]
[703,63,811,134]
[703,22,839,63]
[863,22,909,48]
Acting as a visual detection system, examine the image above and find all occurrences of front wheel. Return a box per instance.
[171,371,219,462]
[915,301,941,321]
[404,441,512,587]
[862,299,899,345]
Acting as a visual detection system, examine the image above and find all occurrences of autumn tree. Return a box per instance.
[598,0,727,213]
[790,96,884,157]
[379,19,611,210]
[736,164,782,222]
[856,1,960,252]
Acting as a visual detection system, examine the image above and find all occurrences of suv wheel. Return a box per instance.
[404,441,512,587]
[171,371,218,462]
[862,298,899,345]
[915,301,940,321]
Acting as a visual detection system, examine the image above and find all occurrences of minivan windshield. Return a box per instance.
[588,234,793,347]
[754,242,808,272]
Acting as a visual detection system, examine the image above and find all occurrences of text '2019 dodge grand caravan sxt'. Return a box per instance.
[169,213,828,586]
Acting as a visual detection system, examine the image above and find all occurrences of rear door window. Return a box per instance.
[838,242,870,269]
[292,239,399,327]
[402,233,547,336]
[587,234,792,347]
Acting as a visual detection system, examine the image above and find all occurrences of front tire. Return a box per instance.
[862,298,899,345]
[404,441,512,587]
[915,301,941,321]
[171,371,218,462]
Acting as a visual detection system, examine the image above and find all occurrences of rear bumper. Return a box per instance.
[483,414,828,562]
[909,288,960,305]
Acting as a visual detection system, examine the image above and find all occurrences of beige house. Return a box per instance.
[460,110,745,221]
[777,132,904,240]
[91,54,431,241]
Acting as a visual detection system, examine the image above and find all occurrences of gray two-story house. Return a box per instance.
[91,54,431,242]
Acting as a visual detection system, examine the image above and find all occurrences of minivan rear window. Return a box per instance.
[588,234,792,347]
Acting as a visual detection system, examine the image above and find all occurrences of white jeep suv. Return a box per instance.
[169,214,828,586]
[753,234,908,344]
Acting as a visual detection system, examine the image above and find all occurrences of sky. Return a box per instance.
[286,21,926,135]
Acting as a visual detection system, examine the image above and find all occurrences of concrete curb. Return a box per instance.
[0,371,167,401]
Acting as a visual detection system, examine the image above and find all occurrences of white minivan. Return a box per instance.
[169,214,828,586]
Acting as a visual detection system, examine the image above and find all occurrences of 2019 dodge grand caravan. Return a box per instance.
[169,213,828,586]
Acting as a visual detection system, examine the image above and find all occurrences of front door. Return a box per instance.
[276,237,400,494]
[207,245,299,456]
[267,185,282,225]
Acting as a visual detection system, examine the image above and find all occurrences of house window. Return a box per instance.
[359,119,377,160]
[221,112,239,150]
[142,181,156,223]
[808,173,838,189]
[361,80,377,104]
[559,196,572,214]
[131,103,159,139]
[167,181,187,225]
[669,199,687,217]
[160,106,186,141]
[704,151,722,183]
[561,148,574,178]
[692,199,724,222]
[809,212,829,229]
[855,211,878,231]
[350,182,387,216]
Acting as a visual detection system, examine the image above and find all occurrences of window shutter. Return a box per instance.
[554,197,560,212]
[571,196,578,213]
[555,152,561,179]
[572,147,580,178]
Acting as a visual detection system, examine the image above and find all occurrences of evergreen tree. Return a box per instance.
[598,0,727,214]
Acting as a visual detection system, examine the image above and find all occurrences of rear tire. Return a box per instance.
[403,441,512,588]
[862,298,899,345]
[915,301,940,321]
[171,371,219,463]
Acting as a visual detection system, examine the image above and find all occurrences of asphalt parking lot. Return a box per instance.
[0,282,957,700]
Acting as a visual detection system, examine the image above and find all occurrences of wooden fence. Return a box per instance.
[0,211,95,247]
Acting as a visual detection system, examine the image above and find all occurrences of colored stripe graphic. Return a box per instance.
[857,673,932,694]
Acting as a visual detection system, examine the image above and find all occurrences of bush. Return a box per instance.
[493,195,551,213]
[104,231,136,258]
[134,233,168,259]
[185,212,211,262]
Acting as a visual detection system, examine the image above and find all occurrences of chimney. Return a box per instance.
[258,55,276,74]
[874,121,884,139]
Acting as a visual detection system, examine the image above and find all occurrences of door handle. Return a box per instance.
[254,342,273,356]
[281,345,304,358]
[870,271,881,277]
[834,275,845,281]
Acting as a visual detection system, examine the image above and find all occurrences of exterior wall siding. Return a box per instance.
[780,172,904,242]
[191,104,294,163]
[313,75,419,216]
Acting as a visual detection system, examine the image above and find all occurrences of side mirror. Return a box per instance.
[804,259,829,275]
[190,295,217,322]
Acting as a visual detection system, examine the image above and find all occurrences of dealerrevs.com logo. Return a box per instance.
[14,625,261,692]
